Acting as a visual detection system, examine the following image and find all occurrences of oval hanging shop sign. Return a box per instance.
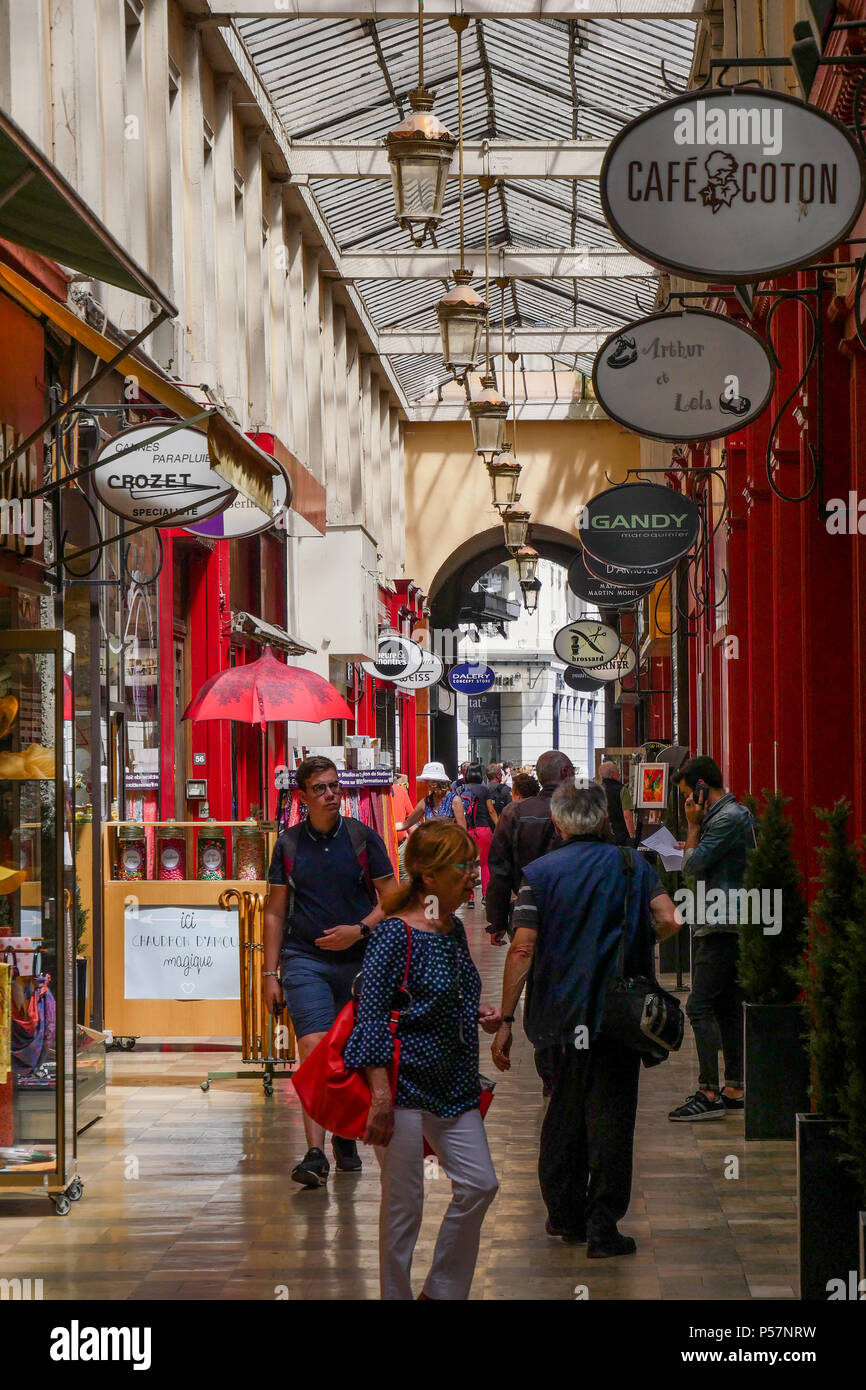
[392,651,445,691]
[601,89,866,284]
[579,482,700,570]
[448,663,495,695]
[588,644,638,683]
[552,620,621,669]
[582,549,678,589]
[592,310,775,443]
[92,423,234,526]
[567,552,654,608]
[563,666,604,694]
[361,633,424,682]
[183,461,290,539]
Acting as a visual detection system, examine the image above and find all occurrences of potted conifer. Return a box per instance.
[795,800,863,1301]
[836,855,866,1297]
[739,792,809,1139]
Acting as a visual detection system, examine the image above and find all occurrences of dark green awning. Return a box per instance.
[0,107,176,315]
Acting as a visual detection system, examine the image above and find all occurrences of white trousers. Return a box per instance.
[375,1106,499,1301]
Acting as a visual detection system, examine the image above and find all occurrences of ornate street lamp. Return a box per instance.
[436,15,488,380]
[520,577,542,614]
[502,507,530,552]
[515,544,539,585]
[486,450,522,510]
[384,5,455,244]
[467,177,509,456]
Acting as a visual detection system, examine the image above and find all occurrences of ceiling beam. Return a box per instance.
[381,327,610,354]
[339,248,653,280]
[205,2,704,19]
[288,140,608,181]
[409,399,608,422]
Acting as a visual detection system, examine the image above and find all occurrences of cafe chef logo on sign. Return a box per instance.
[579,482,700,570]
[361,632,424,682]
[92,423,234,527]
[601,89,866,284]
[592,309,775,443]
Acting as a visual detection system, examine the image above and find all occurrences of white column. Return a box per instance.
[70,0,103,215]
[285,215,307,463]
[142,0,171,295]
[182,20,207,379]
[0,0,49,152]
[377,386,390,573]
[47,1,76,181]
[267,181,290,446]
[244,131,267,428]
[303,246,323,482]
[320,279,339,520]
[346,329,363,524]
[213,77,241,411]
[390,408,404,576]
[333,305,351,522]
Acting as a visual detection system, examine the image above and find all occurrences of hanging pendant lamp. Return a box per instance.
[502,507,530,552]
[520,577,542,614]
[385,2,455,244]
[436,15,487,380]
[515,544,539,585]
[469,179,508,458]
[486,451,521,510]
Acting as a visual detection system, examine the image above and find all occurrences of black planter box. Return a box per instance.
[796,1115,861,1300]
[860,1213,866,1292]
[744,1003,810,1140]
[76,956,88,1027]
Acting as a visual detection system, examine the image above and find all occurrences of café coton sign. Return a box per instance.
[579,482,700,570]
[567,552,654,608]
[92,424,234,526]
[601,90,866,284]
[592,310,775,442]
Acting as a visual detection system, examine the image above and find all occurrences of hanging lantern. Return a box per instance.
[502,507,530,552]
[520,577,542,614]
[515,544,539,585]
[384,89,456,244]
[469,374,509,459]
[486,450,522,511]
[437,270,487,379]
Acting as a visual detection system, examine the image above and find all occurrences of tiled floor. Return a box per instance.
[0,908,797,1300]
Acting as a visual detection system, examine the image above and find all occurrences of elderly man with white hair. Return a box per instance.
[490,781,680,1258]
[597,759,635,846]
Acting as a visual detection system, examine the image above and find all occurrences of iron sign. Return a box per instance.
[592,310,775,443]
[601,89,866,284]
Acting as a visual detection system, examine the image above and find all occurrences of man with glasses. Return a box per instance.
[263,756,397,1187]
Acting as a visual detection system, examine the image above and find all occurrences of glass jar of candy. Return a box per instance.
[157,821,186,881]
[197,820,227,881]
[118,824,147,881]
[233,818,266,880]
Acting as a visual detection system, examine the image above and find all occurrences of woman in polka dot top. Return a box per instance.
[344,819,502,1300]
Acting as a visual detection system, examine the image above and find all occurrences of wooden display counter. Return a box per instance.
[102,822,274,1040]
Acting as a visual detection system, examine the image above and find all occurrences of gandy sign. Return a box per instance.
[601,89,866,284]
[579,482,700,570]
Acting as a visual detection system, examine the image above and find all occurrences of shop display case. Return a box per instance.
[0,630,81,1214]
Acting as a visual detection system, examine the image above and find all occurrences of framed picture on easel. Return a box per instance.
[635,762,669,810]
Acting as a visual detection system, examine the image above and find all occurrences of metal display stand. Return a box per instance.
[200,888,296,1097]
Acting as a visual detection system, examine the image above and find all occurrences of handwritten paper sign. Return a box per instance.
[124,904,240,1001]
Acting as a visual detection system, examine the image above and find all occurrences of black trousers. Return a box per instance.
[686,933,744,1091]
[537,1035,641,1239]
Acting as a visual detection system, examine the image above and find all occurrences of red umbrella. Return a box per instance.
[182,646,352,729]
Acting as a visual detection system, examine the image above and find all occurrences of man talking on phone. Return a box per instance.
[668,756,755,1122]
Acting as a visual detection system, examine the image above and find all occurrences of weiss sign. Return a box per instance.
[124,904,240,1001]
[601,90,866,283]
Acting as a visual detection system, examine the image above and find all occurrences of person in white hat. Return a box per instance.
[396,762,468,836]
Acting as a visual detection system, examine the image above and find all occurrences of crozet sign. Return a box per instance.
[601,89,866,283]
[592,310,775,442]
[579,482,700,569]
[92,424,234,526]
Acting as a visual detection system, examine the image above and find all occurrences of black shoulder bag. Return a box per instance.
[598,847,684,1063]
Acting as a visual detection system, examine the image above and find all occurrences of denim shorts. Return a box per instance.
[280,946,361,1039]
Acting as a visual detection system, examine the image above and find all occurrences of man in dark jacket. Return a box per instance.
[485,749,575,944]
[598,760,635,846]
[490,782,680,1256]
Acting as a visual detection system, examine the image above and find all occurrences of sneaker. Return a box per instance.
[332,1136,362,1172]
[668,1091,726,1121]
[291,1147,330,1187]
[606,336,638,369]
[719,391,752,416]
[721,1091,745,1110]
[587,1231,637,1259]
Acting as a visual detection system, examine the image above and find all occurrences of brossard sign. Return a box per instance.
[592,309,776,443]
[579,482,700,569]
[601,90,866,283]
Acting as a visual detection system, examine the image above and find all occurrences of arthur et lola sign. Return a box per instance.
[601,89,866,284]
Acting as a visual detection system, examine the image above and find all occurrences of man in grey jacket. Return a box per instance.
[669,756,755,1121]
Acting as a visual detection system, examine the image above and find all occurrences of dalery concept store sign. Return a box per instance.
[601,90,866,283]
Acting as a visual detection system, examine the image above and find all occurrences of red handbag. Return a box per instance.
[290,923,412,1142]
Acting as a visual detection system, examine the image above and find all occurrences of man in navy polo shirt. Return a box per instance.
[263,756,397,1187]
